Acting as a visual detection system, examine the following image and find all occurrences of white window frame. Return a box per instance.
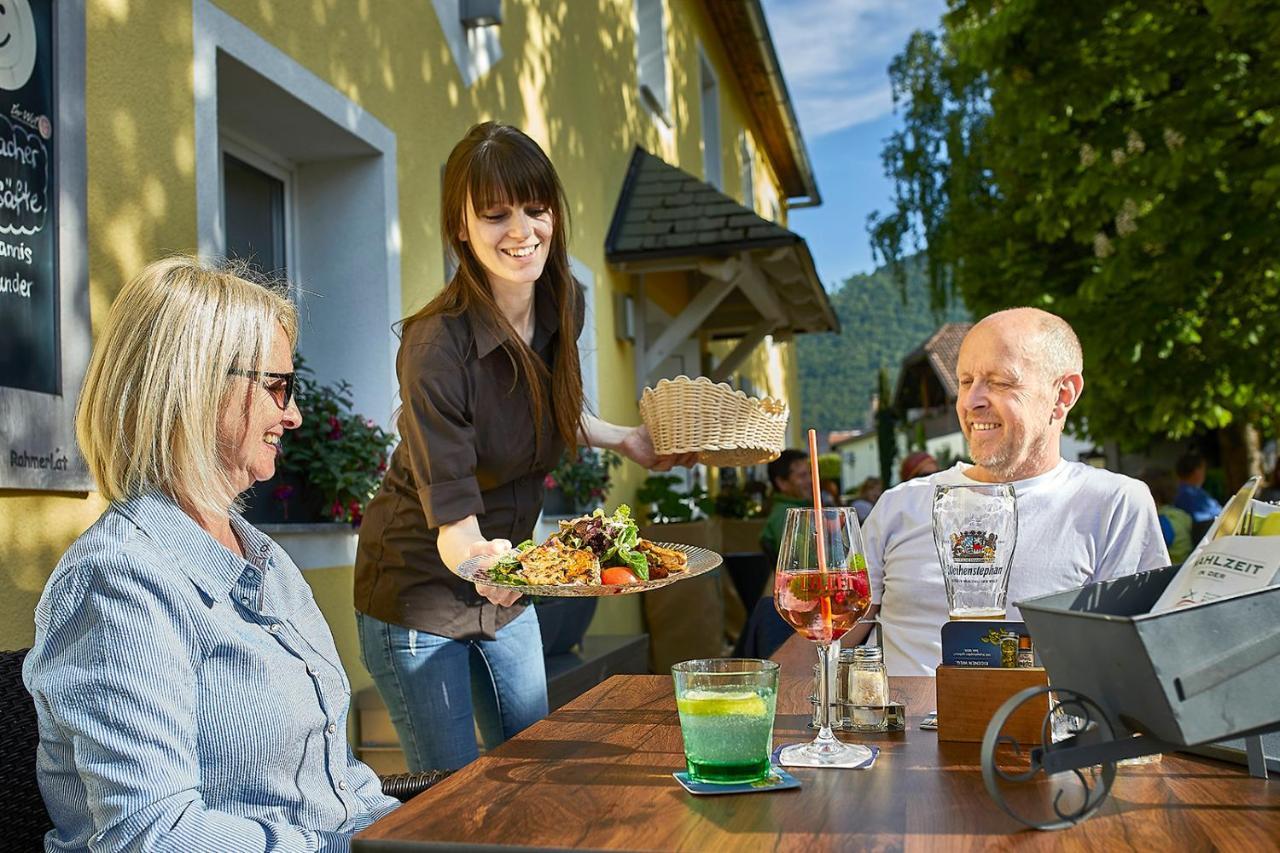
[218,132,298,276]
[635,0,670,125]
[699,45,721,189]
[430,0,503,87]
[739,130,755,210]
[569,256,600,415]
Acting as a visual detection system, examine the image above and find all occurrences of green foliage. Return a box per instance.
[876,367,899,485]
[546,447,621,511]
[934,445,971,469]
[277,359,396,526]
[870,0,1280,450]
[636,475,712,524]
[817,453,842,481]
[712,481,765,519]
[797,255,969,432]
[911,422,927,452]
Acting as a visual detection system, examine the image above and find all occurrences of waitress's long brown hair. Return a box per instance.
[405,121,582,454]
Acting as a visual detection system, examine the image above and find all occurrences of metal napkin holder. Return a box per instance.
[979,563,1280,830]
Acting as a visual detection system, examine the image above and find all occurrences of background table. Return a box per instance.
[355,637,1280,851]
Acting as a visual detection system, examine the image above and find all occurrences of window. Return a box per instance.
[430,0,503,87]
[636,0,668,122]
[196,1,401,444]
[699,50,721,189]
[739,131,755,210]
[569,257,600,414]
[222,149,291,278]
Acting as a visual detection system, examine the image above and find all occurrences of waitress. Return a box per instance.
[355,122,692,772]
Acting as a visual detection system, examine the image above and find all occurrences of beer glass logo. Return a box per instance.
[950,530,998,563]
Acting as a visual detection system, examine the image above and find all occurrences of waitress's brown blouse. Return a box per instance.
[354,286,582,640]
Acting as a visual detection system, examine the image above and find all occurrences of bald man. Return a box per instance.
[856,308,1169,675]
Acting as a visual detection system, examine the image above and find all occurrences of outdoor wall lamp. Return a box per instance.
[460,0,502,29]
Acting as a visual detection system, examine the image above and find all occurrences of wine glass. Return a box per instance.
[773,506,874,766]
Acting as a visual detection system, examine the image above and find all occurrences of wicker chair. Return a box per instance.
[1,648,448,852]
[0,648,52,853]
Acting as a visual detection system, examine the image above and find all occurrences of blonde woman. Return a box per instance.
[23,258,398,851]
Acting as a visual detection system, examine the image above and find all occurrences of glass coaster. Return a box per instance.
[771,743,879,770]
[672,766,801,795]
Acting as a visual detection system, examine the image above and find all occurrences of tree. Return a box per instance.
[870,0,1280,487]
[876,368,899,486]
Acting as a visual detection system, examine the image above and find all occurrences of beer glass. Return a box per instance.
[932,483,1018,619]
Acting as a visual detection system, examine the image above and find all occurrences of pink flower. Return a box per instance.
[544,474,557,489]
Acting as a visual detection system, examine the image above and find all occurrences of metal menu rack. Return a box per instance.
[979,563,1280,830]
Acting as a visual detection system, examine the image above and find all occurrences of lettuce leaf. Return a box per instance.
[614,544,649,580]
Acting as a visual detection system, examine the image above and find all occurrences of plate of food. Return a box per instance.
[456,505,723,596]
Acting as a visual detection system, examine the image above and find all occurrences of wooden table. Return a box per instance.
[355,637,1280,851]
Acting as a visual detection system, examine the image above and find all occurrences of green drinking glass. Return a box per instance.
[672,658,779,784]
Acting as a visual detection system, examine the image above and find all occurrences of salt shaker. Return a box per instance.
[848,646,889,732]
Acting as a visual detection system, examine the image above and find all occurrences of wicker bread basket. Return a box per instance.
[639,376,789,467]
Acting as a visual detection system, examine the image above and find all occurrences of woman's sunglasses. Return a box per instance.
[228,369,297,410]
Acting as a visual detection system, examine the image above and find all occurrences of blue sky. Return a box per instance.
[759,0,948,288]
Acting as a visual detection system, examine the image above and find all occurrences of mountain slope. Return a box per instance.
[798,256,970,431]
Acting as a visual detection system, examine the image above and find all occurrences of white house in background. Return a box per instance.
[833,430,879,494]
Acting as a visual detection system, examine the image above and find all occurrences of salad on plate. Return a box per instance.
[489,505,688,587]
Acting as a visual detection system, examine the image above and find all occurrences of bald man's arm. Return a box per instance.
[844,605,881,646]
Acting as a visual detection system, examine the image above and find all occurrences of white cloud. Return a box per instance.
[760,0,947,137]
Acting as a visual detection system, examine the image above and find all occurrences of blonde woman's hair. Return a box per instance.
[76,256,297,520]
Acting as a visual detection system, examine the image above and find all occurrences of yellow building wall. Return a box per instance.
[1,0,803,656]
[1,0,200,650]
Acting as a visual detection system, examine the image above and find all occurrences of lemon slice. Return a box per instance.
[676,689,768,717]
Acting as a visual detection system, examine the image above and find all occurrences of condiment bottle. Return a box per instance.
[848,646,889,731]
[1000,631,1018,668]
[1017,634,1035,668]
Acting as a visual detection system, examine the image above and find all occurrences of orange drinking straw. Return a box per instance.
[807,429,833,637]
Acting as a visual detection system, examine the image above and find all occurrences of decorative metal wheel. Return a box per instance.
[980,686,1119,831]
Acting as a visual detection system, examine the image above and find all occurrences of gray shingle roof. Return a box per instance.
[606,147,799,262]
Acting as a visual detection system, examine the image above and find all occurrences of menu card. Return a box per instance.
[1150,535,1280,613]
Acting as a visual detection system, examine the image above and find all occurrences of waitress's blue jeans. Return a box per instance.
[357,606,548,771]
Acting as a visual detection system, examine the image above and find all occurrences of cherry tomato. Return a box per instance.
[601,567,640,585]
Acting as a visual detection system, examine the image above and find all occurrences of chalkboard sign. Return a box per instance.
[0,0,56,395]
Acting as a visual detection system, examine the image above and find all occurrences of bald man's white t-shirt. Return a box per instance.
[862,460,1170,675]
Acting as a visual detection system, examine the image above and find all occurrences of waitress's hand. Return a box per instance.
[466,538,523,607]
[618,424,699,471]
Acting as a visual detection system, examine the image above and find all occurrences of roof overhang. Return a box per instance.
[705,0,820,207]
[606,147,838,340]
[894,323,973,410]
